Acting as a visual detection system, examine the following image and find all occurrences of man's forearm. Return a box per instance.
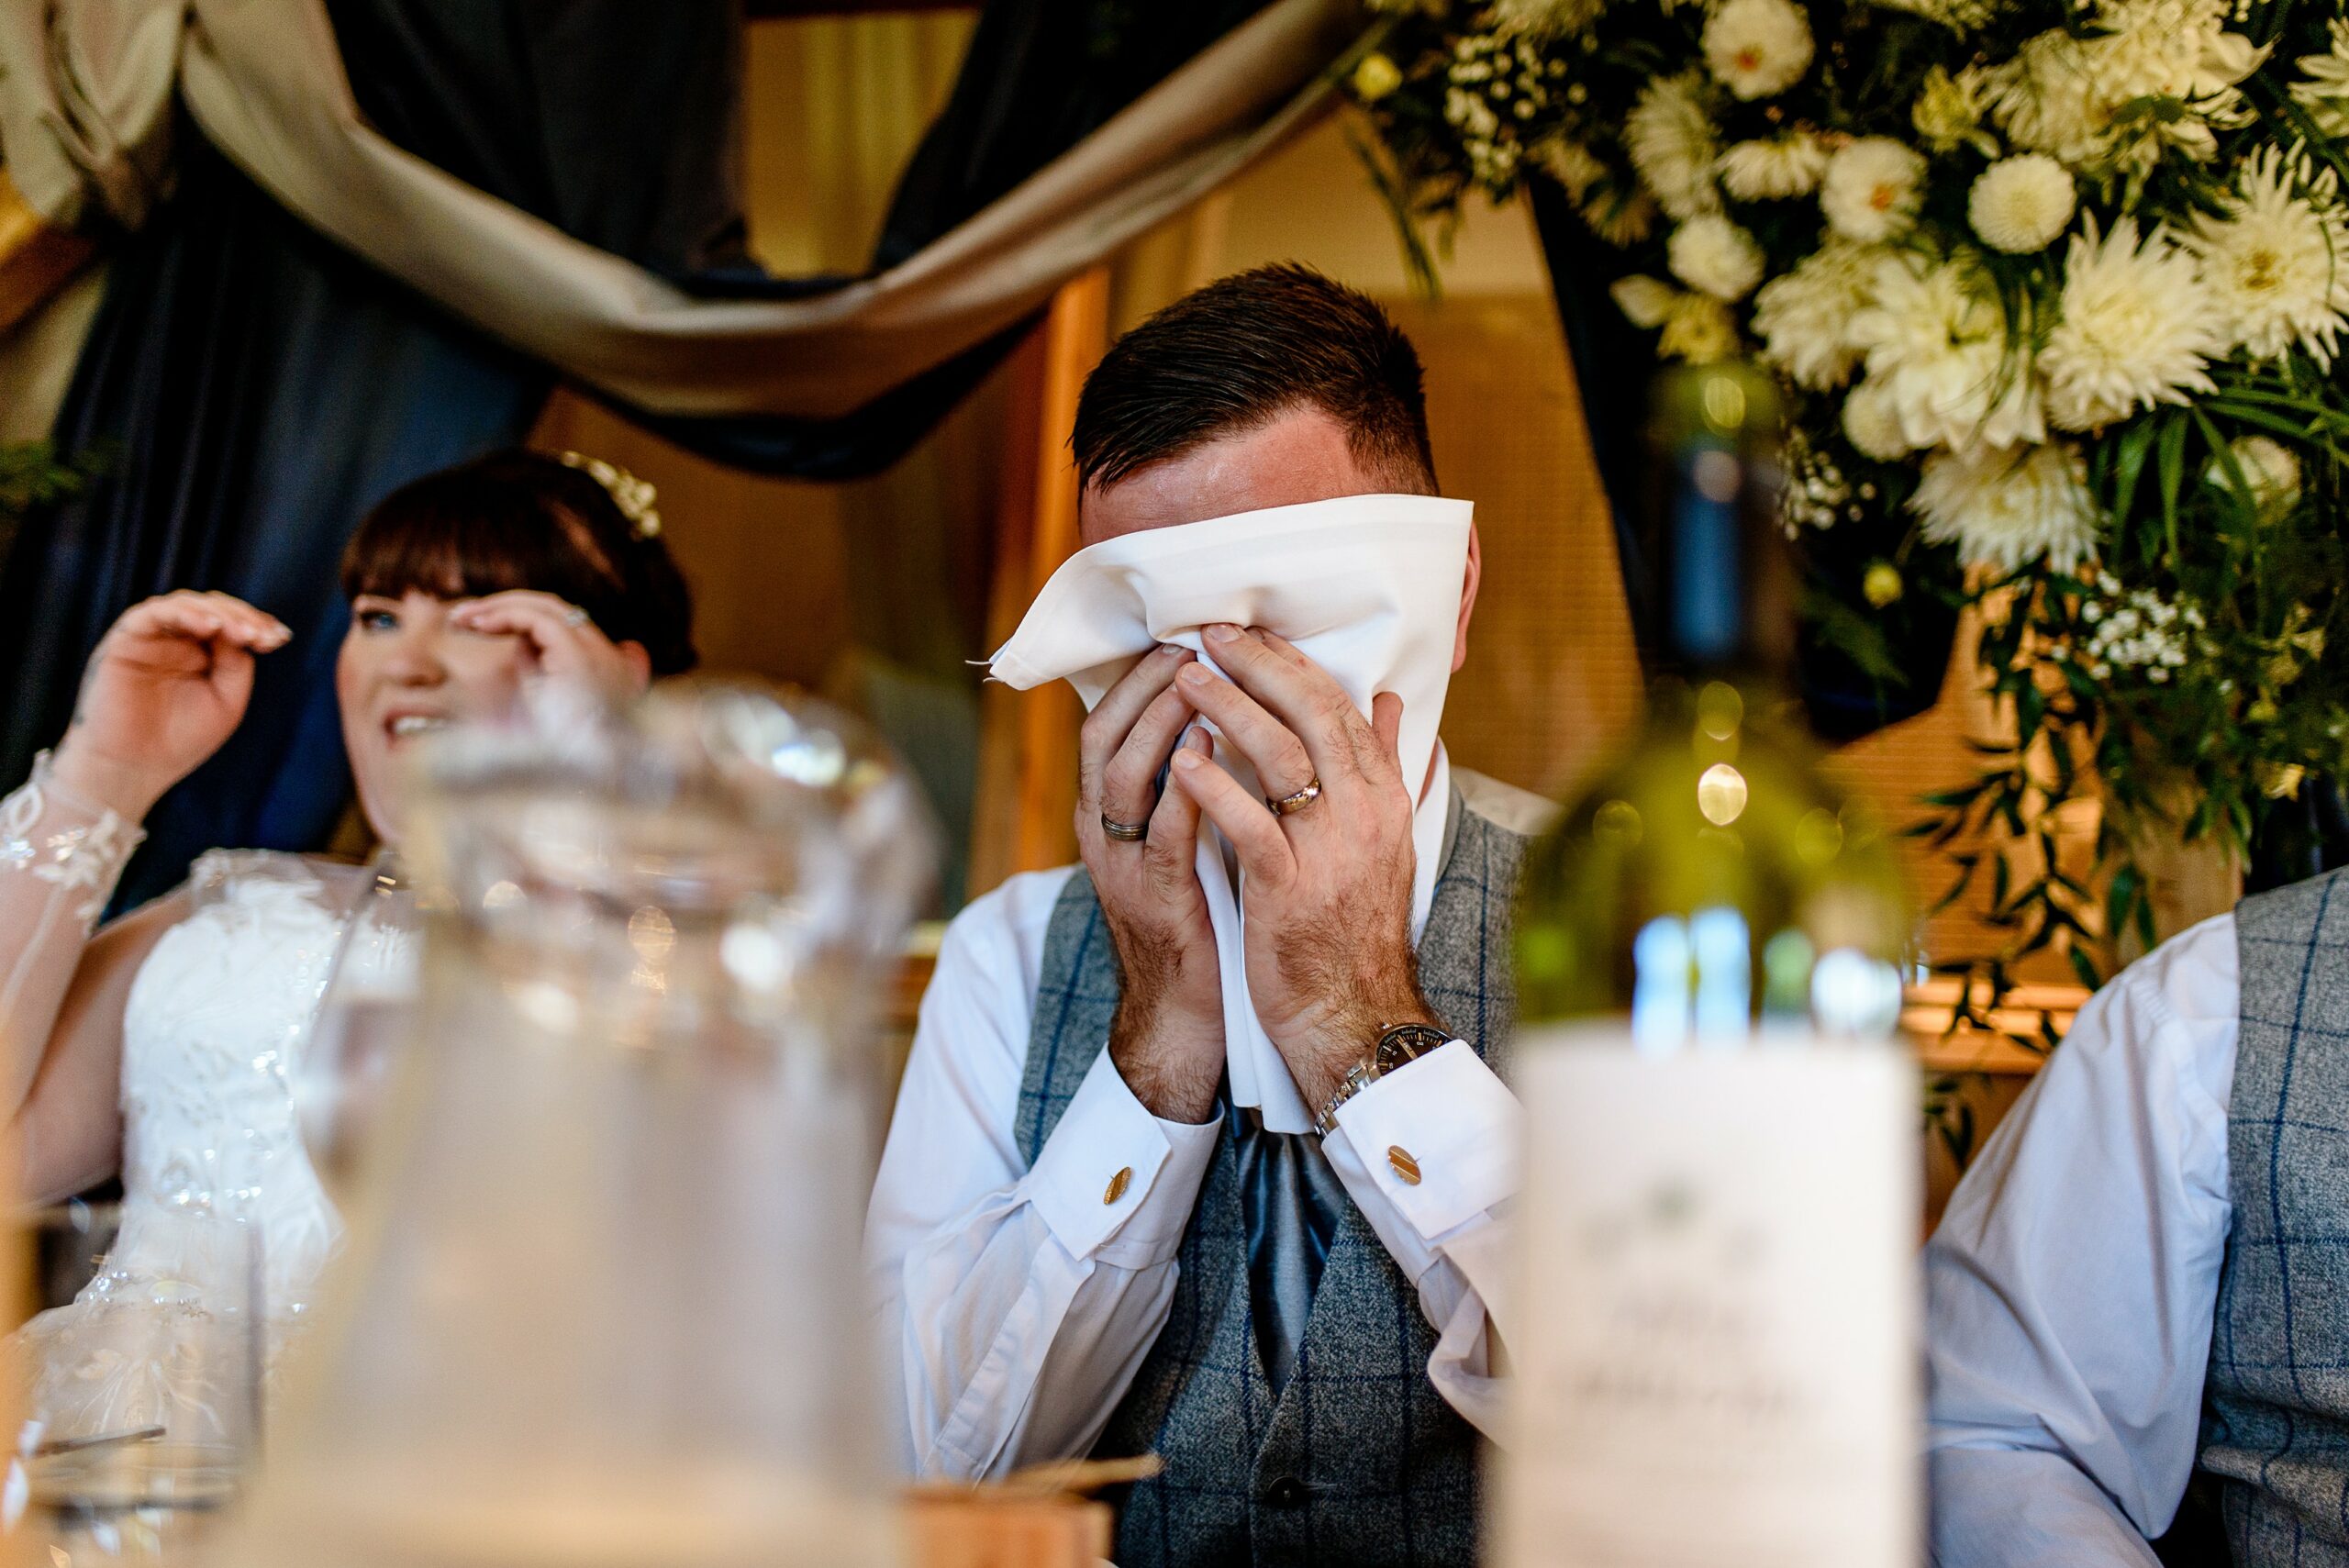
[1108,994,1223,1124]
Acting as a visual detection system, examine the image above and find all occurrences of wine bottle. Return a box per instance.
[1491,361,1919,1568]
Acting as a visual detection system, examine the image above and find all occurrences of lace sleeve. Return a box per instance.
[0,752,146,1109]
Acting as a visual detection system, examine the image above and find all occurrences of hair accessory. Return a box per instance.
[557,451,662,539]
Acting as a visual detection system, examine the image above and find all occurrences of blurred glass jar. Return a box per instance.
[229,681,934,1568]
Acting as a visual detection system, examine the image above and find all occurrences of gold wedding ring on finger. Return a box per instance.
[1265,777,1323,817]
[1100,814,1150,842]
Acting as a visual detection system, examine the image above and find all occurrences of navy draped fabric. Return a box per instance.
[0,136,554,909]
[2,0,1274,906]
[638,0,1274,480]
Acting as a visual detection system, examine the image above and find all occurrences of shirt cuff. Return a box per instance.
[1020,1048,1220,1265]
[1330,1040,1521,1240]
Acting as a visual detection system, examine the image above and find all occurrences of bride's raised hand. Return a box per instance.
[446,591,651,700]
[50,591,290,819]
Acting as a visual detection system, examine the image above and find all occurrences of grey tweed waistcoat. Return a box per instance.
[1013,804,1529,1568]
[2201,866,2349,1566]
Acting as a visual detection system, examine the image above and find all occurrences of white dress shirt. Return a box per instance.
[1926,911,2242,1567]
[865,758,1545,1481]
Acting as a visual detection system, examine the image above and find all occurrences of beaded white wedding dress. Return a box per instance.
[19,850,359,1450]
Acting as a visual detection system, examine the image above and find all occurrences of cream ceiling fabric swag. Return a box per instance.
[0,0,1364,420]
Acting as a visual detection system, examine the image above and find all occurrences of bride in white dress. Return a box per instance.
[0,450,696,1448]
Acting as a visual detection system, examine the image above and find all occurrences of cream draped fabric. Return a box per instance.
[0,0,1362,420]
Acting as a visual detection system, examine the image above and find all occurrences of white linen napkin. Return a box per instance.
[988,493,1474,1132]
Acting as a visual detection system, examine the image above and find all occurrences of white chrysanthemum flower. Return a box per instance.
[1987,32,2104,166]
[1492,0,1608,32]
[2041,217,2220,431]
[1912,442,2100,573]
[2207,433,2302,521]
[1627,73,1722,221]
[1660,295,1742,362]
[1842,377,1919,460]
[1913,64,1998,156]
[1990,0,2266,173]
[1719,133,1831,199]
[1847,252,2045,450]
[2182,147,2349,368]
[1612,274,1680,328]
[1703,0,1815,100]
[1753,240,1879,389]
[1820,138,1927,241]
[1968,155,2076,253]
[1582,184,1660,246]
[2090,0,2267,164]
[2292,17,2349,137]
[1668,214,1767,301]
[1542,138,1606,202]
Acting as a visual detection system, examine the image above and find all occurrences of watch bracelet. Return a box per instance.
[1310,1022,1452,1137]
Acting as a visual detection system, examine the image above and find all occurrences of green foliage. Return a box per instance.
[0,440,100,524]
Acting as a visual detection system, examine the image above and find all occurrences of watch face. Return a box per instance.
[1375,1023,1452,1073]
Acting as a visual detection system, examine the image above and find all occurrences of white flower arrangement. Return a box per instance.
[1357,0,2349,1010]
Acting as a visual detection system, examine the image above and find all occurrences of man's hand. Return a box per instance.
[1077,644,1225,1124]
[1168,624,1440,1112]
[50,591,291,821]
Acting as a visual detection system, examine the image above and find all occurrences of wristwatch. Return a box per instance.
[1311,1022,1454,1137]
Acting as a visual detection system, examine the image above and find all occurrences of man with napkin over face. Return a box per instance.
[866,265,1553,1568]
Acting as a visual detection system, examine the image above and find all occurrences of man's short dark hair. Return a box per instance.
[1072,263,1438,496]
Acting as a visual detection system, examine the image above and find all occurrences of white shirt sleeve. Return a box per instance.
[863,868,1222,1481]
[1324,1039,1523,1440]
[1925,912,2240,1566]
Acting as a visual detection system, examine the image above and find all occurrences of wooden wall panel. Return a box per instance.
[1388,295,1643,804]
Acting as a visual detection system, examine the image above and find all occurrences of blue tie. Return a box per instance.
[1232,1104,1346,1395]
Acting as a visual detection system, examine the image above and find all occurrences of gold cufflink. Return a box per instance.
[1387,1146,1421,1185]
[1104,1166,1133,1204]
